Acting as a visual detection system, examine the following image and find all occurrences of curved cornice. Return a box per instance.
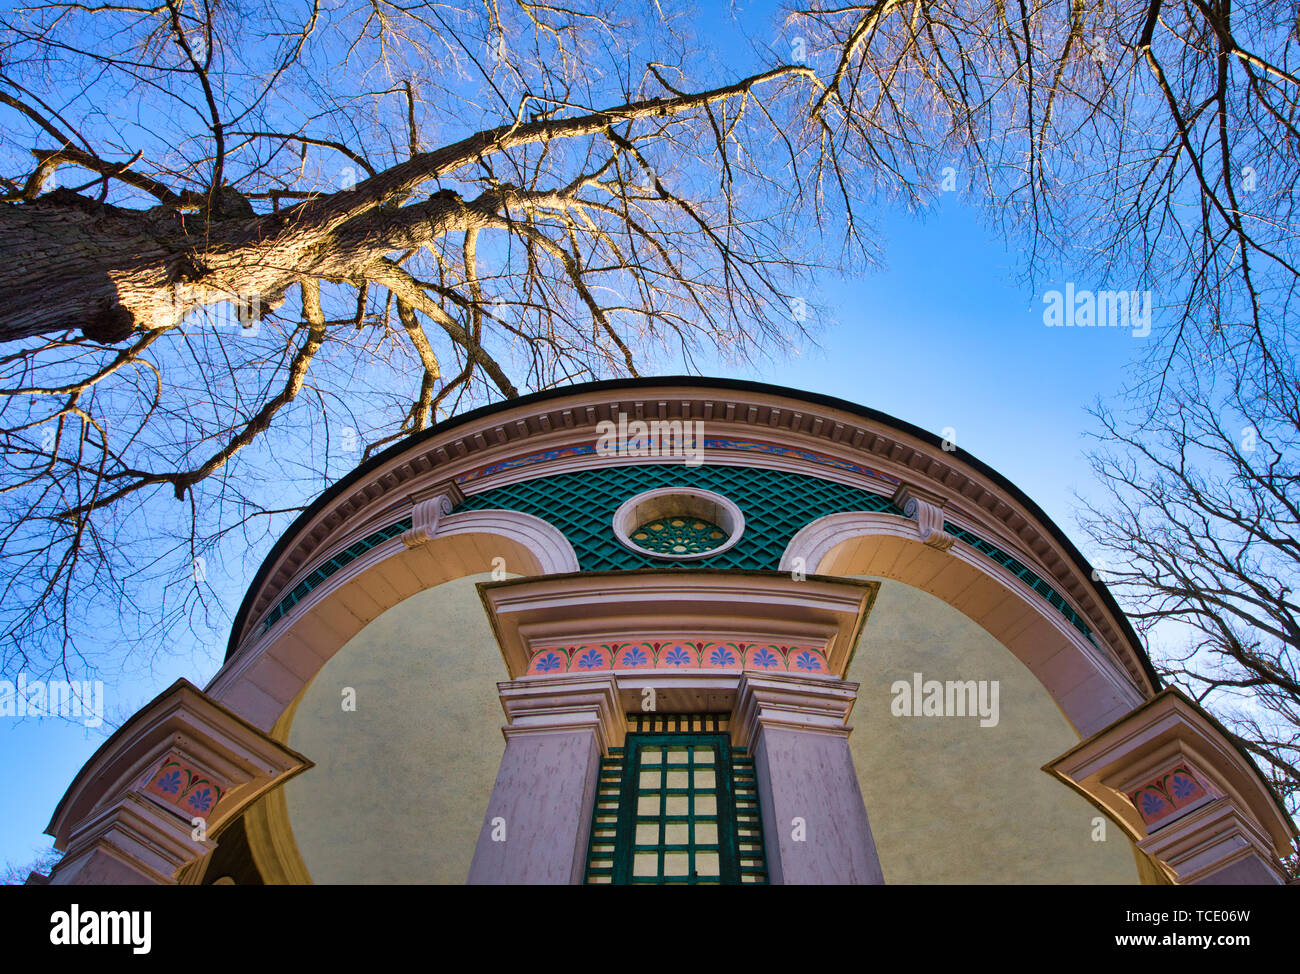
[222,376,1159,695]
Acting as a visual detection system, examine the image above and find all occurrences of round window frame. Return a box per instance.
[612,486,745,560]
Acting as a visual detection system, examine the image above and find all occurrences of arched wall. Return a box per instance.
[210,382,1156,743]
[277,572,513,883]
[207,482,1147,884]
[784,513,1145,736]
[261,566,1144,884]
[222,382,1156,696]
[844,577,1140,883]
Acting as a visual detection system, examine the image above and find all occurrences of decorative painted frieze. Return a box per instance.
[482,571,877,681]
[1129,766,1209,827]
[524,640,829,676]
[143,754,225,820]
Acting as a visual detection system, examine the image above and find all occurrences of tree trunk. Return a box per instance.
[0,187,486,343]
[0,192,205,342]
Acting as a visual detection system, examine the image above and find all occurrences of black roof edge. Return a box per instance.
[221,374,1161,693]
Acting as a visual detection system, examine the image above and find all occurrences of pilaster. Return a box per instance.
[731,672,884,884]
[1044,688,1295,884]
[468,673,625,884]
[46,679,311,885]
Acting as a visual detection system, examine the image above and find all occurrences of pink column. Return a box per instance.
[468,673,625,884]
[732,672,884,884]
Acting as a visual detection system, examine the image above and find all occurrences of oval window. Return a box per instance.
[612,487,745,560]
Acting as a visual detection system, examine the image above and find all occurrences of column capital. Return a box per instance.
[498,672,627,754]
[471,673,620,883]
[47,679,311,885]
[731,672,859,750]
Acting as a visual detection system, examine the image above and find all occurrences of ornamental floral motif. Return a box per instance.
[663,647,694,667]
[709,646,738,667]
[618,646,650,668]
[1130,766,1209,826]
[156,769,184,795]
[576,649,606,670]
[535,652,563,672]
[631,517,729,556]
[1137,789,1172,819]
[187,788,215,814]
[749,648,780,669]
[793,651,823,671]
[144,756,223,820]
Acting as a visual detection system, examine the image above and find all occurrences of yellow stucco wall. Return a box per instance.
[847,576,1139,883]
[283,572,510,883]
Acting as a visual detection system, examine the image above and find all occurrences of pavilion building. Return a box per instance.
[42,378,1296,884]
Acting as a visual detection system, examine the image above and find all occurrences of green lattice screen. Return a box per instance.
[585,715,767,885]
[260,519,411,631]
[943,524,1097,645]
[632,516,728,555]
[457,463,901,571]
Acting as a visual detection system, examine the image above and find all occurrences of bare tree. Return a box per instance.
[1,2,877,676]
[0,843,60,884]
[798,0,1300,838]
[1080,336,1300,844]
[798,0,1300,388]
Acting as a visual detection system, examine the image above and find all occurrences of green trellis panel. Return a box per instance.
[632,516,729,555]
[261,518,411,631]
[457,463,902,571]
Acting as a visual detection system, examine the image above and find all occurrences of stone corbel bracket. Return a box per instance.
[46,679,311,885]
[397,481,580,576]
[1044,687,1296,884]
[401,481,466,548]
[892,483,954,551]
